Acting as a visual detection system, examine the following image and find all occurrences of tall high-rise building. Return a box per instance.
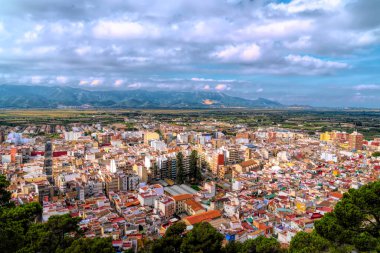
[268,131,277,143]
[10,147,17,163]
[331,131,349,143]
[120,173,140,191]
[156,155,178,180]
[105,174,120,194]
[349,131,363,150]
[44,141,53,185]
[108,159,117,173]
[227,147,239,164]
[211,153,225,176]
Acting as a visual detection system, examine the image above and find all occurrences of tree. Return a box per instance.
[176,152,185,184]
[62,238,114,253]
[180,222,224,253]
[0,176,114,253]
[189,150,202,183]
[17,214,82,252]
[254,236,282,253]
[0,174,12,207]
[352,232,379,252]
[223,236,282,253]
[289,231,330,253]
[163,222,186,253]
[223,241,242,253]
[152,163,159,180]
[141,222,186,253]
[314,180,380,251]
[165,221,186,238]
[0,201,42,253]
[238,236,281,253]
[154,129,163,139]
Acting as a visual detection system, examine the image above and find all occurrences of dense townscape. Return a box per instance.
[2,0,380,252]
[1,114,379,252]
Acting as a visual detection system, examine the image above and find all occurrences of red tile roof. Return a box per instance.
[172,194,193,201]
[183,210,222,225]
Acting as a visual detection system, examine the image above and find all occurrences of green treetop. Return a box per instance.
[176,152,185,184]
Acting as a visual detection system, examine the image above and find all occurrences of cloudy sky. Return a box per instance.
[0,0,379,107]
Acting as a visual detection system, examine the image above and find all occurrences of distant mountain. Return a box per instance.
[0,85,284,109]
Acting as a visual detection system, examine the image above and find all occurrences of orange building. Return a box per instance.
[10,147,18,163]
[182,210,222,226]
[348,131,363,150]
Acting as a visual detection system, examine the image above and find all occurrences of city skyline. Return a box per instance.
[0,0,380,107]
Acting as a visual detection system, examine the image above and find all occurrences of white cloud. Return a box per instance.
[256,88,264,93]
[215,84,230,91]
[157,83,175,89]
[50,23,65,35]
[285,54,349,70]
[353,84,380,91]
[212,43,261,63]
[0,22,5,33]
[79,80,88,85]
[191,77,214,82]
[22,24,44,42]
[34,24,44,32]
[128,82,142,88]
[284,36,311,49]
[0,0,379,108]
[34,46,56,55]
[203,84,211,90]
[75,46,92,56]
[111,44,122,55]
[354,31,378,46]
[90,79,102,86]
[50,22,84,36]
[31,76,43,84]
[114,79,124,87]
[191,77,236,83]
[269,0,343,14]
[56,76,68,84]
[78,79,102,87]
[23,31,38,42]
[118,56,149,63]
[93,20,157,39]
[235,20,313,41]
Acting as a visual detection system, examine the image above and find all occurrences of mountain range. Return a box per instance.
[0,84,284,109]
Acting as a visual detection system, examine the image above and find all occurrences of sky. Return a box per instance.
[0,0,379,107]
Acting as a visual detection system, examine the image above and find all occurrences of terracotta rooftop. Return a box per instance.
[240,160,258,167]
[172,194,193,202]
[330,192,343,199]
[185,199,204,212]
[183,210,222,225]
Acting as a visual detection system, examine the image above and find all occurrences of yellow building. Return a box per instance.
[144,132,160,144]
[295,201,306,212]
[332,170,340,176]
[132,164,139,174]
[320,132,331,141]
[133,164,148,183]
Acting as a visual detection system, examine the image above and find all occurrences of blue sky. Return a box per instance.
[0,0,379,107]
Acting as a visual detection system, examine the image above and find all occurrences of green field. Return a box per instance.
[1,109,380,139]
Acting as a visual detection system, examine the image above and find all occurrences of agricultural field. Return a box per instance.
[1,109,380,139]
